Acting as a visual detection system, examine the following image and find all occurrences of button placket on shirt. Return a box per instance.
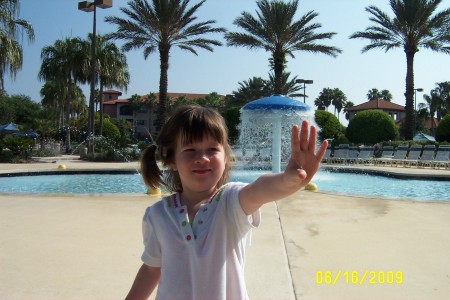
[177,206,193,242]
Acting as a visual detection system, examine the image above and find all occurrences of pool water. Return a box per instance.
[0,170,449,201]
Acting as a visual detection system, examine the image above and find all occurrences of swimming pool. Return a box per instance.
[0,169,449,201]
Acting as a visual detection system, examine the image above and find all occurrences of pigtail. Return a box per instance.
[140,144,163,190]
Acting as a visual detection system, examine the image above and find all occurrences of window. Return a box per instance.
[136,120,146,126]
[119,105,133,116]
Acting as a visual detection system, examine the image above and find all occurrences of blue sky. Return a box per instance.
[4,0,450,120]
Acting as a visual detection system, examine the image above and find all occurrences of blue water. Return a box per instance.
[0,170,449,201]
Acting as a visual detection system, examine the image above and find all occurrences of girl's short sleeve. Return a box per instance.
[141,206,162,267]
[227,182,261,236]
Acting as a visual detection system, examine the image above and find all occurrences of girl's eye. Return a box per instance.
[183,148,195,152]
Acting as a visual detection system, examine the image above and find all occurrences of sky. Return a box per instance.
[4,0,450,123]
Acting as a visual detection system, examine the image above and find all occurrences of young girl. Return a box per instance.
[126,105,327,300]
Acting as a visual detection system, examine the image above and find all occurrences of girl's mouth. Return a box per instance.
[192,169,210,174]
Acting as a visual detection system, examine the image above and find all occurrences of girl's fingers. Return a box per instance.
[315,140,329,161]
[308,125,317,153]
[299,121,309,151]
[291,124,300,154]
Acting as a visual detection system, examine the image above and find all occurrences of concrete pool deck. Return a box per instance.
[0,157,450,299]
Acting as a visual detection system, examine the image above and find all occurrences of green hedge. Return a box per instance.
[314,110,342,140]
[436,114,450,142]
[346,110,399,144]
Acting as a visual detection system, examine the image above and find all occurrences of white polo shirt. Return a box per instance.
[141,182,261,300]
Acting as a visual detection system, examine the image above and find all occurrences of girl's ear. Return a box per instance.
[170,162,177,172]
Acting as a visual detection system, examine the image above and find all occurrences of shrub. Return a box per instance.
[314,110,342,140]
[346,110,398,144]
[221,106,241,145]
[435,114,450,142]
[1,135,32,155]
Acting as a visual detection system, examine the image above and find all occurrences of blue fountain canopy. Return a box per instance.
[242,94,311,111]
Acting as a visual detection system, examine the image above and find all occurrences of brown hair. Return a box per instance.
[140,105,233,192]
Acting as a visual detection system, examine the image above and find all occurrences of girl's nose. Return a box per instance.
[194,151,209,163]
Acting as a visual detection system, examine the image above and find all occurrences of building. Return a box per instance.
[102,90,220,138]
[347,99,406,125]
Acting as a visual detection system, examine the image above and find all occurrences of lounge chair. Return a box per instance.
[344,146,360,164]
[329,144,349,164]
[374,145,394,166]
[403,144,423,167]
[417,145,436,168]
[390,144,409,167]
[431,145,450,169]
[355,146,374,165]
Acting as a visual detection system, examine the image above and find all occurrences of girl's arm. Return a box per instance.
[125,264,161,300]
[239,121,328,215]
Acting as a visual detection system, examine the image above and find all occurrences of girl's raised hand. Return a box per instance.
[283,121,328,188]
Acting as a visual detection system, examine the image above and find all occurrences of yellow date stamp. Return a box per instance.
[316,270,403,285]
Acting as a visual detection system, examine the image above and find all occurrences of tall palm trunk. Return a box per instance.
[404,49,416,140]
[99,83,104,136]
[65,79,72,153]
[273,51,284,95]
[157,44,170,130]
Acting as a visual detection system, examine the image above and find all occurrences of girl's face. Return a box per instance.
[171,133,226,195]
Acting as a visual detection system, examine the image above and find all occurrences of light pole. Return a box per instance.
[78,0,112,154]
[413,87,423,137]
[295,79,313,103]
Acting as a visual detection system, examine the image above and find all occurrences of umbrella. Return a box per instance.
[413,133,436,142]
[0,122,19,133]
[13,129,39,138]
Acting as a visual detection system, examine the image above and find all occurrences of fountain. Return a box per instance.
[238,94,316,172]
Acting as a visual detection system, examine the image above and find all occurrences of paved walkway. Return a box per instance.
[1,156,449,300]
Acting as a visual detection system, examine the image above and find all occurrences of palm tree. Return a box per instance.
[350,0,450,140]
[315,88,334,111]
[229,76,269,106]
[39,37,86,153]
[433,81,450,118]
[225,0,341,95]
[343,101,355,121]
[88,34,130,136]
[267,71,303,98]
[380,89,393,101]
[367,88,381,101]
[0,0,34,95]
[40,80,68,129]
[331,88,347,120]
[105,0,225,130]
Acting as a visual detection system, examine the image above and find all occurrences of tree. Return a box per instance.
[225,0,341,95]
[343,101,355,121]
[229,76,269,106]
[350,0,450,140]
[314,110,342,140]
[39,37,86,153]
[367,88,393,101]
[366,88,381,101]
[88,34,130,136]
[106,0,225,130]
[266,71,303,97]
[435,113,450,142]
[432,81,450,119]
[331,88,347,120]
[315,88,334,111]
[423,90,440,134]
[346,110,399,144]
[0,0,34,95]
[380,89,393,101]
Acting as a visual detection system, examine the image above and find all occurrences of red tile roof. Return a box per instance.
[103,89,123,95]
[348,99,405,111]
[103,92,223,105]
